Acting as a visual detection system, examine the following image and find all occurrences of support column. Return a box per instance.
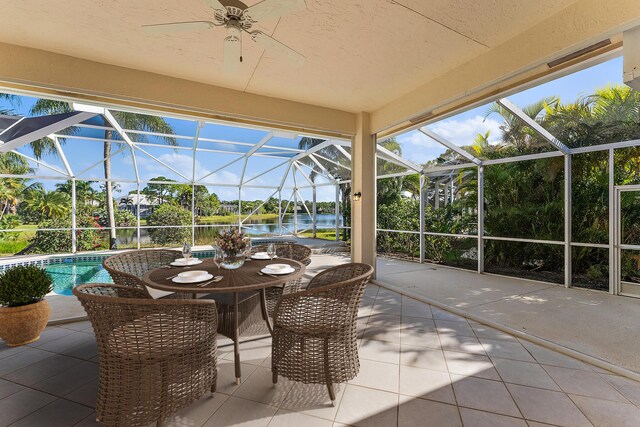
[278,190,282,235]
[237,188,242,229]
[312,186,317,238]
[477,165,485,273]
[136,182,141,250]
[71,178,77,253]
[293,188,298,235]
[191,183,196,246]
[609,148,616,294]
[335,184,340,241]
[351,112,377,269]
[564,155,572,288]
[435,183,440,209]
[419,173,425,263]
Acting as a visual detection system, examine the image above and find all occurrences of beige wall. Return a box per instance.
[0,42,356,138]
[370,0,640,134]
[351,112,377,270]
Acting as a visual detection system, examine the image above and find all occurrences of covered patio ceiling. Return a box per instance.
[1,0,638,136]
[0,0,580,113]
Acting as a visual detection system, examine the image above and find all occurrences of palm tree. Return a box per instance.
[0,152,33,221]
[23,189,70,221]
[120,196,134,213]
[29,100,175,248]
[0,93,20,115]
[55,180,97,205]
[484,97,559,153]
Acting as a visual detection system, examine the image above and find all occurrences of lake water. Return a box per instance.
[116,213,342,246]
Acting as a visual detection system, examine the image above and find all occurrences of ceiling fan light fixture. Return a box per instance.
[225,19,243,62]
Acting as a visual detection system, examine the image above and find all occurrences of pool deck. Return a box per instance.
[375,257,640,378]
[6,281,640,427]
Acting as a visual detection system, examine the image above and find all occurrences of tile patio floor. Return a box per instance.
[375,257,640,375]
[2,284,640,426]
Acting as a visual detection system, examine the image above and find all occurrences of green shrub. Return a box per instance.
[147,204,192,245]
[0,214,21,242]
[0,265,52,307]
[95,208,136,227]
[28,216,104,254]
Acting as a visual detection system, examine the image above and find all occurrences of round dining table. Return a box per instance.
[143,257,306,384]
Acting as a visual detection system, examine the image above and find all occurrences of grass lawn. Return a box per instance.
[196,213,278,224]
[299,229,339,241]
[0,224,37,256]
[139,214,279,226]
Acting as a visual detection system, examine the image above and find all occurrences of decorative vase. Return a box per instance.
[0,299,50,346]
[221,252,245,269]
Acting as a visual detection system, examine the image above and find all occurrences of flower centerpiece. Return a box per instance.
[215,228,248,269]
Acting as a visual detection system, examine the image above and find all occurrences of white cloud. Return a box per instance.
[427,115,502,147]
[397,131,437,149]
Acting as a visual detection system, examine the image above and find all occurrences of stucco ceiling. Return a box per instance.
[0,0,579,112]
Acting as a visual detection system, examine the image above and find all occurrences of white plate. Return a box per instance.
[261,267,295,275]
[251,253,277,260]
[170,258,202,266]
[172,273,213,284]
[265,263,290,271]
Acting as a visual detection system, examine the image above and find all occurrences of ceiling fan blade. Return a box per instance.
[142,21,215,34]
[223,31,242,74]
[250,31,305,65]
[244,0,306,22]
[203,0,226,11]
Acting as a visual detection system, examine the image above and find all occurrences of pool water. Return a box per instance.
[46,261,113,296]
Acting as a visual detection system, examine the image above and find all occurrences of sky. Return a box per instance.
[394,56,624,165]
[0,56,624,202]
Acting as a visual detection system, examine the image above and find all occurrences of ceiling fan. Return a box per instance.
[142,0,306,73]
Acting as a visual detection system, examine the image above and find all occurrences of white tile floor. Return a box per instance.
[3,284,640,426]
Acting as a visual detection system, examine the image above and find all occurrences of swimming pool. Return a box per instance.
[46,261,113,296]
[0,250,216,296]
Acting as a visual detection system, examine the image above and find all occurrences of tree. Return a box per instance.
[0,93,20,115]
[29,100,176,248]
[120,196,134,213]
[147,204,192,245]
[55,180,97,206]
[0,153,32,221]
[141,177,177,205]
[22,189,70,221]
[172,184,220,216]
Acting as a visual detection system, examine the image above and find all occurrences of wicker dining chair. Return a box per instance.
[102,249,183,298]
[271,263,374,403]
[253,243,312,316]
[73,284,218,427]
[104,249,264,338]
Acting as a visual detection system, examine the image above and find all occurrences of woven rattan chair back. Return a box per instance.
[73,283,218,427]
[102,249,180,295]
[252,243,311,315]
[253,243,312,266]
[271,263,374,403]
